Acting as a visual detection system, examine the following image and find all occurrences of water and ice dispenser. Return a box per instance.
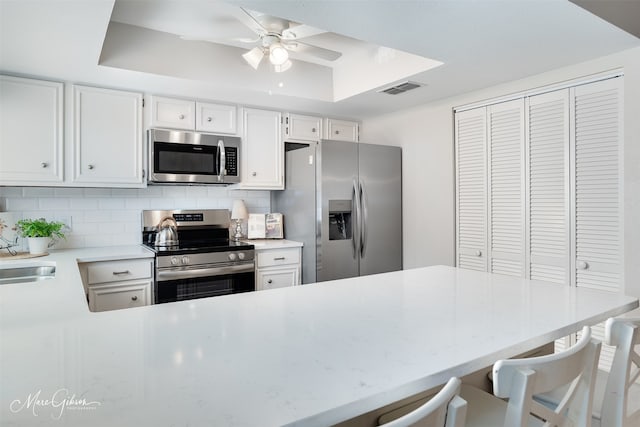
[328,200,352,240]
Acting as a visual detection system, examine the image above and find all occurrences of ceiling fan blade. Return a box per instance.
[288,41,342,61]
[282,24,326,40]
[235,7,268,35]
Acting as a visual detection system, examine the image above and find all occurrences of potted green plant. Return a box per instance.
[16,218,66,255]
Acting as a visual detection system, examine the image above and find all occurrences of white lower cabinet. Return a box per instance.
[254,245,302,290]
[80,258,153,312]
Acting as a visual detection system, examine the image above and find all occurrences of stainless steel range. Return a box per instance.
[142,209,255,304]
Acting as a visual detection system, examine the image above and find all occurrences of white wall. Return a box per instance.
[0,186,270,250]
[362,46,640,298]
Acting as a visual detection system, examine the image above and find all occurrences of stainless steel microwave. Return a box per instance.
[148,129,241,184]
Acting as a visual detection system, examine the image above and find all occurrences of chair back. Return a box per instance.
[600,317,640,427]
[382,377,467,427]
[493,326,601,427]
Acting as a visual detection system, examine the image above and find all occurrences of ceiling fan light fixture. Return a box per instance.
[269,43,289,65]
[273,59,292,73]
[242,47,264,70]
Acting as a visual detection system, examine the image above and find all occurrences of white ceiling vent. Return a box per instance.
[378,81,423,95]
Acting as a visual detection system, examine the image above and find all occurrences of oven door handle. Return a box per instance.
[157,263,254,281]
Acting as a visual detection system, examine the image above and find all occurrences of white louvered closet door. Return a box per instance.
[455,107,487,271]
[573,77,624,372]
[488,100,525,277]
[526,90,570,285]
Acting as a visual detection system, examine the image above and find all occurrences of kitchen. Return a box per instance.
[2,0,640,426]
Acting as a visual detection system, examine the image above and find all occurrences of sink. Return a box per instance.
[0,265,56,285]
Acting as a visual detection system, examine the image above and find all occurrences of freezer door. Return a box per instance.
[272,143,317,284]
[318,140,359,281]
[358,143,402,276]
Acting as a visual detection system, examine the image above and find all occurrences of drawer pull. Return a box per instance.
[112,270,130,275]
[267,279,273,284]
[274,257,286,261]
[131,295,138,301]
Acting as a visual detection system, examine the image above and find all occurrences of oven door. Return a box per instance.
[155,263,255,304]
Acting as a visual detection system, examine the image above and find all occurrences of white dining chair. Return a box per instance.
[536,317,640,427]
[380,377,467,427]
[460,326,601,427]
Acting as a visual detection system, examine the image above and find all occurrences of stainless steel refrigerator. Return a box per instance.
[272,139,402,284]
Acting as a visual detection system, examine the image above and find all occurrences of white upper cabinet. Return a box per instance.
[196,102,236,134]
[72,85,144,187]
[284,113,322,142]
[455,107,487,272]
[572,78,623,293]
[0,75,64,185]
[149,96,195,130]
[240,108,283,189]
[487,99,525,277]
[325,118,359,142]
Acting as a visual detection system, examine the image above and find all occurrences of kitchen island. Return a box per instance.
[0,250,638,426]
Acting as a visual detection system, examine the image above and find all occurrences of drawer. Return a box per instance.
[258,268,299,291]
[86,259,153,285]
[256,248,300,268]
[88,279,151,312]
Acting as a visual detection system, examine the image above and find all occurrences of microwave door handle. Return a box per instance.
[217,139,226,183]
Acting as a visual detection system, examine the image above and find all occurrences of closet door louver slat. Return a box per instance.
[488,100,525,277]
[455,108,487,271]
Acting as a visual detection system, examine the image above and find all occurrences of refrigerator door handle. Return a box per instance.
[352,178,361,260]
[359,179,368,258]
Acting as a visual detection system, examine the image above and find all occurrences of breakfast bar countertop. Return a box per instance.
[0,255,637,426]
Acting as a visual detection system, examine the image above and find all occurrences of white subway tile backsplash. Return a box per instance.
[1,186,270,249]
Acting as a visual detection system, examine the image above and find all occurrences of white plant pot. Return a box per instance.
[27,237,51,255]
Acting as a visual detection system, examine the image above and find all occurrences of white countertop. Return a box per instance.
[0,254,637,426]
[243,239,303,249]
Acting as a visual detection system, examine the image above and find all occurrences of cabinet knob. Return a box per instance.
[577,261,589,270]
[88,164,95,170]
[178,114,185,120]
[267,279,273,284]
[335,130,340,135]
[475,250,482,257]
[252,172,257,176]
[312,128,317,133]
[41,162,48,168]
[207,117,212,122]
[131,295,138,301]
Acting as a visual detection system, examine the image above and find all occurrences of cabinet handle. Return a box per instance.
[252,172,257,176]
[577,261,589,270]
[112,270,130,275]
[475,250,482,257]
[131,295,138,301]
[274,257,286,261]
[312,127,317,133]
[267,279,273,284]
[207,117,212,122]
[335,130,340,135]
[178,114,185,120]
[88,164,95,170]
[41,162,48,168]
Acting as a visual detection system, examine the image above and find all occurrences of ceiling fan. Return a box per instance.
[233,7,343,72]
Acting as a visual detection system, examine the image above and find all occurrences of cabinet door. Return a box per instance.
[325,119,359,142]
[285,113,322,141]
[72,85,144,186]
[150,96,195,130]
[572,78,623,293]
[241,108,283,189]
[526,89,570,284]
[196,102,236,134]
[487,99,525,277]
[257,266,299,290]
[0,75,63,184]
[88,279,152,312]
[455,107,487,271]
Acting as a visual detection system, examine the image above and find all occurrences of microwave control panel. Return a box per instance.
[225,147,238,176]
